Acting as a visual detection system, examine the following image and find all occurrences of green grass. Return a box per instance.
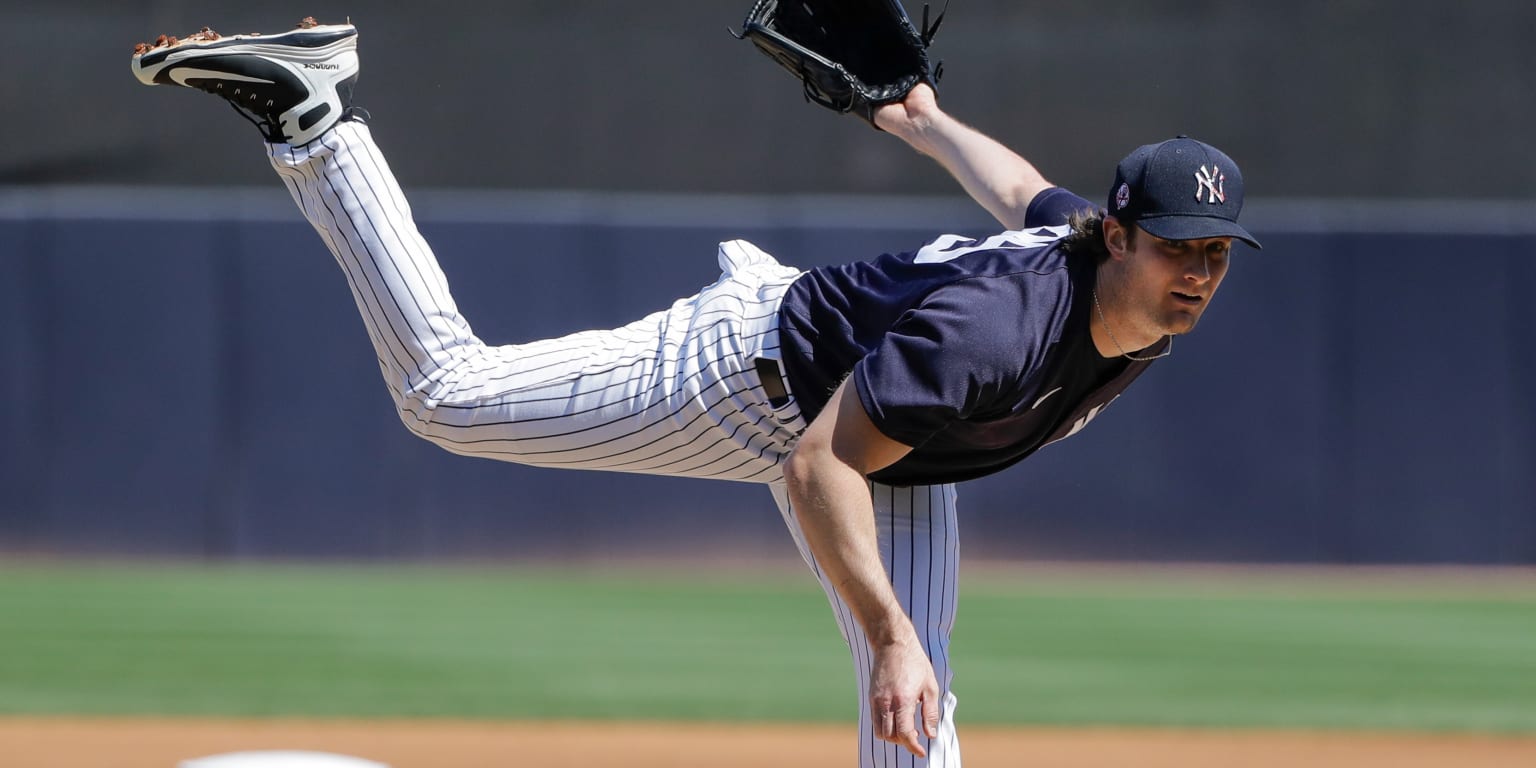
[957,579,1536,731]
[0,562,1532,731]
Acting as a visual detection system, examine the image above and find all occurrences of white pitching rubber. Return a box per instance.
[179,751,389,768]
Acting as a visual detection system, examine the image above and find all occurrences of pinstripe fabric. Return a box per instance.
[267,120,964,766]
[267,121,807,481]
[771,483,962,768]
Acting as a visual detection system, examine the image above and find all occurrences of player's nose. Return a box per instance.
[1184,252,1212,284]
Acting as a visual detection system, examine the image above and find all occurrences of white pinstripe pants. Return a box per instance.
[268,121,962,767]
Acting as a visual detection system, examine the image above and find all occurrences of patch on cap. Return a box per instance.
[1115,182,1131,210]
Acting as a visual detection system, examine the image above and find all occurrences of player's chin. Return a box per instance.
[1160,307,1205,335]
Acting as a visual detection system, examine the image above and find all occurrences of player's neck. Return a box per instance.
[1089,265,1163,359]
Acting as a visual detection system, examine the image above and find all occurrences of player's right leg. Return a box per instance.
[770,482,962,768]
[130,20,803,481]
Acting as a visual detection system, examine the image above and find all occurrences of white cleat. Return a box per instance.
[131,18,360,146]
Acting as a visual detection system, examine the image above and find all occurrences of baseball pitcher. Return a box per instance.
[131,10,1258,767]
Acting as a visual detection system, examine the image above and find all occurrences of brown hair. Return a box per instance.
[1058,209,1136,264]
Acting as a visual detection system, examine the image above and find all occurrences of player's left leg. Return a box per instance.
[130,20,808,482]
[770,482,962,768]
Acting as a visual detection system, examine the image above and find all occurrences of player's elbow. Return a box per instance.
[781,443,814,491]
[783,430,838,489]
[782,439,872,517]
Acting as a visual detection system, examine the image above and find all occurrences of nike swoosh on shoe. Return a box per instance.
[168,68,276,87]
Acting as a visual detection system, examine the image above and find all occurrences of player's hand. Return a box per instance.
[869,633,941,758]
[873,83,940,137]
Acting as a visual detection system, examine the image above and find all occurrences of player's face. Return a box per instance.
[1122,228,1232,336]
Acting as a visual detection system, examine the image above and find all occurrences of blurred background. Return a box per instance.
[2,0,1534,565]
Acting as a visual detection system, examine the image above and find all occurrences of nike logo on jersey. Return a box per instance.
[168,68,276,87]
[1031,387,1063,409]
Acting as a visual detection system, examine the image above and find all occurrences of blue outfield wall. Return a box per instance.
[0,188,1534,564]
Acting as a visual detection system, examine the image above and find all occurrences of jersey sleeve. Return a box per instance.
[852,276,1063,448]
[1023,187,1097,229]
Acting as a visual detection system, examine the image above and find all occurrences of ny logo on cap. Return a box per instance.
[1194,165,1227,204]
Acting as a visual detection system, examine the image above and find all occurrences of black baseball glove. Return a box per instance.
[737,0,946,127]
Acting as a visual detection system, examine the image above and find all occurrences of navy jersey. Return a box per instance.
[776,187,1168,486]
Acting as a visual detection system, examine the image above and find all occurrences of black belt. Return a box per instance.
[753,357,792,408]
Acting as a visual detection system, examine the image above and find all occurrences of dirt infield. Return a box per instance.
[6,719,1536,768]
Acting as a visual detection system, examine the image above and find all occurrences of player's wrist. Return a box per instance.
[905,110,960,161]
[864,614,922,648]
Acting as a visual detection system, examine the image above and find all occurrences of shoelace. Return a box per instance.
[197,74,360,144]
[194,81,285,141]
[225,102,282,141]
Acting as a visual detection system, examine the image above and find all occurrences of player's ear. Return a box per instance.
[1102,216,1131,260]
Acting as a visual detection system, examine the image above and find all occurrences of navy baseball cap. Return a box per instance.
[1106,136,1262,250]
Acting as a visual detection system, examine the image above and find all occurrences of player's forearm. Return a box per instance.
[887,107,1049,231]
[783,451,915,647]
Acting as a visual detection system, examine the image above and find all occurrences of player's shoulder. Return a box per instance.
[905,228,1076,325]
[925,244,1077,338]
[911,226,1072,272]
[908,187,1094,277]
[1023,187,1098,229]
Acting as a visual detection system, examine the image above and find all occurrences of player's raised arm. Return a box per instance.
[875,84,1051,232]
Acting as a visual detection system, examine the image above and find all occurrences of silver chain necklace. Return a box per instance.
[1092,287,1173,362]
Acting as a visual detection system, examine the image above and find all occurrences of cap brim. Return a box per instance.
[1136,214,1262,250]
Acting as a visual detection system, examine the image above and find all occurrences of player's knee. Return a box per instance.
[399,419,473,459]
[394,401,516,460]
[394,400,451,446]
